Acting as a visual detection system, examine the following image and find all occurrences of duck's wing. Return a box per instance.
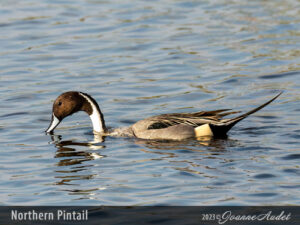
[147,109,240,129]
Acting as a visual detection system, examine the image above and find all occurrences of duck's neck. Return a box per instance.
[79,92,107,133]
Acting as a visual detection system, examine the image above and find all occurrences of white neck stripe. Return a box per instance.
[79,92,105,133]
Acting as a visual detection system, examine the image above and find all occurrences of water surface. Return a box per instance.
[0,0,299,205]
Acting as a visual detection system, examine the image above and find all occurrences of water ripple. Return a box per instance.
[0,0,299,205]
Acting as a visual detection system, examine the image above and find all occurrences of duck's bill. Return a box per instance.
[45,114,61,134]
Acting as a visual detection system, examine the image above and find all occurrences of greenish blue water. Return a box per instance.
[0,0,299,205]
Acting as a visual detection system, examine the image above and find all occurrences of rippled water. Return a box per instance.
[0,0,299,205]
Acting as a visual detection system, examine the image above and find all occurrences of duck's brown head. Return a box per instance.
[46,91,106,134]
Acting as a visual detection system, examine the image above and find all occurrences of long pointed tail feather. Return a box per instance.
[210,92,282,137]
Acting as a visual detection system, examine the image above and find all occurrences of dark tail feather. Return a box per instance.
[210,92,283,137]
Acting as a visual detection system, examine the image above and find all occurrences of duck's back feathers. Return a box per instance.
[147,109,240,129]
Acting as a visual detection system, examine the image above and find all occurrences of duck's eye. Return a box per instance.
[58,101,62,106]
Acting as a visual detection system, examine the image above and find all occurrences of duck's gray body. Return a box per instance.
[129,110,232,140]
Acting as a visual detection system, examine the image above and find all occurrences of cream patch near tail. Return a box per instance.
[194,124,213,137]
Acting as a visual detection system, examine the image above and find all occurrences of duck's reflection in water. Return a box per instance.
[134,136,240,177]
[49,134,106,190]
[48,133,239,197]
[134,135,234,151]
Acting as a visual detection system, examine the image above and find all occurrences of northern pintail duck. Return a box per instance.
[46,91,282,140]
